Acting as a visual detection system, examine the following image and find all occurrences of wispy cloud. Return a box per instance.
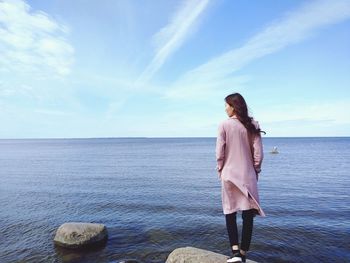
[135,0,210,86]
[0,0,74,76]
[258,100,350,124]
[165,0,350,99]
[33,108,71,116]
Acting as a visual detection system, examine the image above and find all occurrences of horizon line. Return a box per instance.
[0,136,349,140]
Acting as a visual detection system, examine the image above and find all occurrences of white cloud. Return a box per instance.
[165,0,350,99]
[164,75,251,101]
[135,0,210,85]
[255,99,350,136]
[0,0,74,76]
[33,109,71,116]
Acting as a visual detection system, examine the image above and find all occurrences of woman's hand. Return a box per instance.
[215,165,222,180]
[255,170,260,181]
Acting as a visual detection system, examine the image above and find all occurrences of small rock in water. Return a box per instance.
[54,222,108,248]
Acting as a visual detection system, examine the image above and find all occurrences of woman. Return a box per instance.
[216,93,266,263]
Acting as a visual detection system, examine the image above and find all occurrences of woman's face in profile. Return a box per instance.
[225,102,234,117]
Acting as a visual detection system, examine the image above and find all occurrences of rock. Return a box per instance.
[54,222,108,248]
[165,246,258,263]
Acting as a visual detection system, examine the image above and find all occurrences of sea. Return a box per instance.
[0,137,349,263]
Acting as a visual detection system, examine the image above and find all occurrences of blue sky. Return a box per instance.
[0,0,349,138]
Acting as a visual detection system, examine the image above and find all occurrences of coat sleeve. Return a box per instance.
[216,122,226,174]
[252,128,264,174]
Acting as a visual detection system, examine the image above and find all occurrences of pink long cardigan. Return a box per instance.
[216,116,266,216]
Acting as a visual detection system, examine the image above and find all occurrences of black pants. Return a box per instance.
[225,209,256,251]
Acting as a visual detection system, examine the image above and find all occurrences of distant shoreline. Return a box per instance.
[0,136,349,140]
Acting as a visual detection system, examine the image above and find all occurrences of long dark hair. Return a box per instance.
[225,93,266,135]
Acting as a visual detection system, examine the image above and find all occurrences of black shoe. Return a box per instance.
[227,250,242,263]
[239,252,246,263]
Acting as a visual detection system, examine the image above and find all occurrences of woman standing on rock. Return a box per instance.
[216,93,266,263]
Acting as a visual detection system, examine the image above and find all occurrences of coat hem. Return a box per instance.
[223,178,266,217]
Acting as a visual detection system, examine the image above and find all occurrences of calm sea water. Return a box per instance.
[0,137,349,263]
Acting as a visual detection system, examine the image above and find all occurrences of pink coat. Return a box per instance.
[216,116,265,216]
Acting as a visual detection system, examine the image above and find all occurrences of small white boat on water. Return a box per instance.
[270,146,279,154]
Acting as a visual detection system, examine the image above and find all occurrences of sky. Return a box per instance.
[0,0,349,138]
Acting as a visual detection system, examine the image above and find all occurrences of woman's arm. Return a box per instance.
[252,132,263,178]
[250,120,264,177]
[216,122,226,178]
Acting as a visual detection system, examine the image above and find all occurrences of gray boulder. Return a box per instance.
[166,246,258,263]
[54,222,108,248]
